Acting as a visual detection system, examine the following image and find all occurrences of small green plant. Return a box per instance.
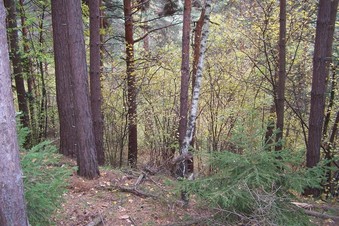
[18,125,71,226]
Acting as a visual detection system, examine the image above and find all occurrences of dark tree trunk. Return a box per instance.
[275,0,286,151]
[4,0,30,128]
[65,0,100,178]
[124,0,138,168]
[89,0,105,165]
[51,0,77,157]
[0,2,28,224]
[305,0,338,196]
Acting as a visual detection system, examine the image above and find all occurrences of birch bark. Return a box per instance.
[179,0,212,168]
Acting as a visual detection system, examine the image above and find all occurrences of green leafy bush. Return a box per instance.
[180,122,327,225]
[18,125,71,225]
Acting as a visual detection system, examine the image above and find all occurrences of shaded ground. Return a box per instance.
[52,161,211,226]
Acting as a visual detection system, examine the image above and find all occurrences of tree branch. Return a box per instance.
[134,22,181,43]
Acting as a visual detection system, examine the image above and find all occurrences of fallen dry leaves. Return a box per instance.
[52,166,211,226]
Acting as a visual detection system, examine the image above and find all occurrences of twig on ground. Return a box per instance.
[117,185,158,199]
[134,173,145,186]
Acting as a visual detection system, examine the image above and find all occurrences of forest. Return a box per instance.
[0,0,338,225]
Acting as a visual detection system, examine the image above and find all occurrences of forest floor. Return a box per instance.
[52,157,211,226]
[52,157,339,226]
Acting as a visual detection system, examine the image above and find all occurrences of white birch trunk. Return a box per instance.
[179,0,212,161]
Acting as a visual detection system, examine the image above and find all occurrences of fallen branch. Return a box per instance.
[117,185,158,199]
[134,173,145,186]
[292,202,339,221]
[292,202,339,212]
[303,209,339,221]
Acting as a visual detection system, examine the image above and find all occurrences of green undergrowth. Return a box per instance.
[18,125,72,226]
[179,121,328,225]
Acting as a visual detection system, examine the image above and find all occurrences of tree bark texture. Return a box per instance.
[180,0,212,169]
[4,0,30,128]
[306,0,338,169]
[89,0,105,165]
[124,0,138,168]
[275,0,286,151]
[0,1,29,224]
[178,0,192,152]
[65,0,100,178]
[192,8,205,85]
[178,0,192,175]
[187,7,205,173]
[51,0,77,157]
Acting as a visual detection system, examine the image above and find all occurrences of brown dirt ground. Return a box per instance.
[52,160,211,226]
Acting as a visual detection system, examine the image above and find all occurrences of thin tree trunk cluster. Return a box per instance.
[4,0,30,128]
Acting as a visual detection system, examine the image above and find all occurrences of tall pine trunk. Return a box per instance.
[65,0,100,178]
[124,0,138,168]
[305,0,338,196]
[51,0,77,157]
[0,1,28,223]
[89,0,105,165]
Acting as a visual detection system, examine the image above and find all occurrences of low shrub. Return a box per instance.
[18,125,71,225]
